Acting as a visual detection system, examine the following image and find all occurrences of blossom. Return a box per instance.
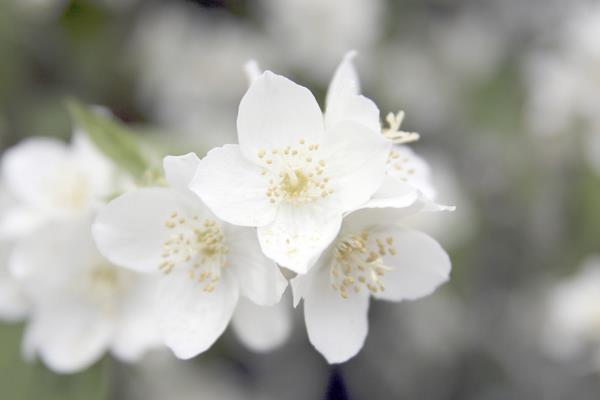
[190,54,390,273]
[93,153,288,359]
[258,0,384,83]
[291,187,451,363]
[0,132,119,237]
[9,215,161,373]
[543,257,600,367]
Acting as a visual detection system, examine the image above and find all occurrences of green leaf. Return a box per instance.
[66,99,149,178]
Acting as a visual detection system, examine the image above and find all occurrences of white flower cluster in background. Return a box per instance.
[525,3,600,174]
[0,52,453,371]
[543,257,600,369]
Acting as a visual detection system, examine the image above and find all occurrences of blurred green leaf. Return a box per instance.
[66,99,149,178]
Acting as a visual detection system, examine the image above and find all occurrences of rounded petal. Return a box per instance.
[231,296,292,353]
[372,228,450,302]
[190,145,277,227]
[325,52,380,132]
[386,145,436,200]
[158,271,239,359]
[237,71,325,163]
[304,267,370,364]
[258,204,341,274]
[323,121,390,212]
[93,187,208,274]
[24,299,112,374]
[1,137,68,209]
[10,216,99,297]
[111,277,162,362]
[224,225,287,306]
[163,153,201,193]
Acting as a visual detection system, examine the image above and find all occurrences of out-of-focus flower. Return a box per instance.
[0,133,119,238]
[191,56,390,274]
[543,257,600,367]
[525,3,600,137]
[129,4,272,149]
[10,215,161,373]
[93,153,288,359]
[258,0,383,83]
[291,193,451,363]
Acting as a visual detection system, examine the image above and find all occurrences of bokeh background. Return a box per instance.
[1,0,599,399]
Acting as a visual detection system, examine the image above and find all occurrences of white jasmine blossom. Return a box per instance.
[191,54,391,273]
[291,190,451,363]
[259,0,383,83]
[0,132,119,237]
[93,153,288,359]
[10,215,161,373]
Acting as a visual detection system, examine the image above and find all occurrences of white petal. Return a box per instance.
[111,277,162,362]
[237,71,325,163]
[231,295,292,353]
[158,271,239,359]
[323,121,390,212]
[93,187,208,273]
[224,225,287,306]
[358,176,419,211]
[386,145,436,200]
[190,144,277,227]
[244,60,262,85]
[24,299,112,374]
[372,228,450,302]
[1,137,68,209]
[71,131,116,199]
[258,204,341,274]
[163,153,201,193]
[10,217,99,297]
[325,51,380,132]
[303,267,370,364]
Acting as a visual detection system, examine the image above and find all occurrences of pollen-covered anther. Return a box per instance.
[257,140,333,205]
[330,232,395,299]
[387,150,417,181]
[382,111,420,144]
[159,212,228,292]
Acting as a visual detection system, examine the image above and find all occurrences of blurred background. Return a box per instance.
[1,0,600,399]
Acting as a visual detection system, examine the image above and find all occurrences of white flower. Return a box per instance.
[543,256,600,366]
[258,0,384,83]
[10,215,161,373]
[93,153,288,359]
[525,3,600,137]
[291,188,451,363]
[0,132,119,238]
[190,54,390,273]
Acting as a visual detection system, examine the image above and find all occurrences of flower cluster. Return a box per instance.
[0,52,452,371]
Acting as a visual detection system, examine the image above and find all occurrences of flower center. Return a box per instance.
[257,138,334,205]
[386,149,417,181]
[87,263,132,312]
[160,212,228,293]
[330,230,395,299]
[52,171,91,210]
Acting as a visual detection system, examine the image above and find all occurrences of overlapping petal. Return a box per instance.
[190,144,277,227]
